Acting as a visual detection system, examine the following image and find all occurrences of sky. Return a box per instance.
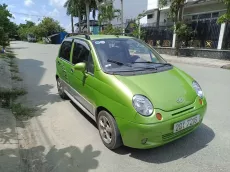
[1,0,96,32]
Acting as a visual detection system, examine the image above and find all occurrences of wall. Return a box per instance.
[147,11,158,24]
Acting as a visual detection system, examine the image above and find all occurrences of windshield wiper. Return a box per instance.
[107,59,132,67]
[132,61,171,67]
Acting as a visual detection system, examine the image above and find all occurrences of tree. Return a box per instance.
[98,4,121,25]
[0,4,13,48]
[36,17,65,38]
[160,0,188,56]
[64,0,79,33]
[218,0,230,23]
[18,21,36,40]
[84,0,99,33]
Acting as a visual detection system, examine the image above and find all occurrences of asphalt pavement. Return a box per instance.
[9,41,230,172]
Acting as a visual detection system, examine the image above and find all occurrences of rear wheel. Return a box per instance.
[57,78,68,99]
[97,110,122,149]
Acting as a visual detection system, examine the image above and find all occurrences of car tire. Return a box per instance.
[97,110,123,149]
[57,78,68,99]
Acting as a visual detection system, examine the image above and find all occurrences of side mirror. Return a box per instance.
[73,62,86,72]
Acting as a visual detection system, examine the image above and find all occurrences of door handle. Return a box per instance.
[71,68,74,73]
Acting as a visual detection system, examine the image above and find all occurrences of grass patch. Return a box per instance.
[7,53,16,58]
[11,103,36,119]
[11,75,23,81]
[0,88,27,100]
[10,67,19,73]
[0,53,7,58]
[0,88,27,108]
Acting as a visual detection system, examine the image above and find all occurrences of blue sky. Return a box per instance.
[1,0,95,32]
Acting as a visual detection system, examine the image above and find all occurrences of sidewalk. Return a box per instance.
[161,54,230,69]
[0,57,20,171]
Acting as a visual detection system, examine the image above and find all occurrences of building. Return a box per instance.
[142,0,229,50]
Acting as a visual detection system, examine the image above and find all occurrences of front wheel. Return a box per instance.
[97,111,122,149]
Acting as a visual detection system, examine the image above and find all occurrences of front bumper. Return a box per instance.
[116,103,207,149]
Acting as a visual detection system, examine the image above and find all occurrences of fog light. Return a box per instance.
[199,99,203,105]
[141,138,148,144]
[156,113,162,120]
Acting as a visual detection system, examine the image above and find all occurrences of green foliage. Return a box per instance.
[17,17,65,41]
[98,4,121,24]
[174,22,192,40]
[18,21,36,40]
[0,4,12,47]
[11,103,36,119]
[218,0,230,23]
[100,24,122,34]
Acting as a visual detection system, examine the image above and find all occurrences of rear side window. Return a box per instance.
[59,41,72,61]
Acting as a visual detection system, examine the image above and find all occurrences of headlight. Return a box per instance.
[132,95,153,116]
[192,81,203,98]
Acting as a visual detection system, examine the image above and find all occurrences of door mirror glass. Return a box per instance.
[74,63,86,72]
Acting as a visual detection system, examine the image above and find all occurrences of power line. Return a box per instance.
[11,11,46,18]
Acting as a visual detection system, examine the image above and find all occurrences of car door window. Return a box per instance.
[72,42,94,74]
[59,41,72,61]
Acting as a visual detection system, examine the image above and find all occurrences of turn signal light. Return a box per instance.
[199,99,203,105]
[156,113,162,120]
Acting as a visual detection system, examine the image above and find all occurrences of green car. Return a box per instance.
[56,35,207,149]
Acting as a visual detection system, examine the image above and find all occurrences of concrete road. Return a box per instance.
[10,41,230,172]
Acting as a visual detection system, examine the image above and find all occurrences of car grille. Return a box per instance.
[162,124,198,141]
[171,107,194,116]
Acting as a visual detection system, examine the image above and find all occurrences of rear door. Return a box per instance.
[56,40,73,92]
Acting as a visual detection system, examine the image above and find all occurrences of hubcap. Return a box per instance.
[98,116,112,144]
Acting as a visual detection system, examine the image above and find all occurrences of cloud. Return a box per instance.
[49,0,66,7]
[48,8,60,17]
[20,17,32,22]
[64,23,72,33]
[8,4,16,10]
[24,0,34,7]
[31,10,39,15]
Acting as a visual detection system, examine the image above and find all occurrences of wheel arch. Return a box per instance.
[95,106,114,121]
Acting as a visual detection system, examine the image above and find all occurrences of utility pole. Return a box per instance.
[121,0,125,35]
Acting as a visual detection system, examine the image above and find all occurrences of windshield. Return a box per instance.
[92,38,170,74]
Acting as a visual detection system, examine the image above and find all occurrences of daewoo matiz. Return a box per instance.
[56,35,207,149]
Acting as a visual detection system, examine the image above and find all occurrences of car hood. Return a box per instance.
[115,68,197,111]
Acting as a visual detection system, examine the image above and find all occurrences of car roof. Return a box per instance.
[66,35,133,41]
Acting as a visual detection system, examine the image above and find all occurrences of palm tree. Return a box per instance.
[64,0,84,33]
[64,0,77,33]
[98,2,121,25]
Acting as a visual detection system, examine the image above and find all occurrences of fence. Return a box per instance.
[142,19,223,49]
[142,25,174,47]
[186,19,221,49]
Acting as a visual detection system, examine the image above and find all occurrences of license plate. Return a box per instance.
[173,115,200,133]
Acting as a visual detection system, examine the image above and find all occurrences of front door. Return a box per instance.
[69,39,96,115]
[57,40,73,93]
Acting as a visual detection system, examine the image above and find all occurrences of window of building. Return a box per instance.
[59,41,72,61]
[147,14,153,19]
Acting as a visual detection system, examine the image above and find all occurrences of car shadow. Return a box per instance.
[70,101,98,129]
[114,123,215,163]
[0,144,101,172]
